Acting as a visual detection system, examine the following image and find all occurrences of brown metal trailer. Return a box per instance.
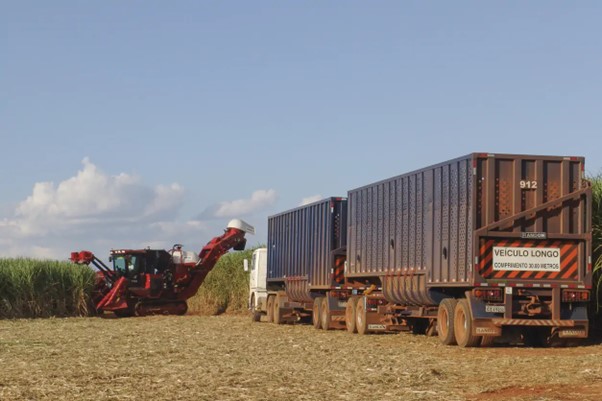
[344,153,592,346]
[261,197,348,329]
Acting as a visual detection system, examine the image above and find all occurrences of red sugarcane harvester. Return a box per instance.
[70,219,255,317]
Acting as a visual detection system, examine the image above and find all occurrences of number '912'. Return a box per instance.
[520,180,537,189]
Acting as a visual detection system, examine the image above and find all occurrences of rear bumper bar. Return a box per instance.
[491,318,577,327]
[473,318,588,338]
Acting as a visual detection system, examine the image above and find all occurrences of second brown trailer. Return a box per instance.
[259,198,350,328]
[344,153,592,346]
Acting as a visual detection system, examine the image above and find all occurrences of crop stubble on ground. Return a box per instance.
[1,316,601,401]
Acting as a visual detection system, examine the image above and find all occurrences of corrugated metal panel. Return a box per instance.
[267,198,347,293]
[474,155,586,234]
[347,155,473,284]
[348,153,591,306]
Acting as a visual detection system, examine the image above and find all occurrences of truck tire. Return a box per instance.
[312,297,323,329]
[345,296,358,333]
[356,297,368,335]
[250,295,261,322]
[274,293,284,325]
[320,297,331,330]
[454,299,480,348]
[266,295,275,323]
[437,298,457,345]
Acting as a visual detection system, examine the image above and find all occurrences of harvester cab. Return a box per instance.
[110,249,172,291]
[70,219,255,317]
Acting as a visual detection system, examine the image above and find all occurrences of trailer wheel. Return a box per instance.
[266,295,275,323]
[454,299,480,348]
[274,293,285,325]
[320,297,332,330]
[356,297,368,335]
[345,296,358,333]
[312,297,323,329]
[437,298,457,345]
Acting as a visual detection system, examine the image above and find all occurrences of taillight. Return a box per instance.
[473,288,503,302]
[366,298,385,308]
[562,290,589,303]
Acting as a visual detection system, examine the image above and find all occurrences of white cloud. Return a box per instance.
[0,158,206,259]
[0,159,265,260]
[144,183,185,217]
[9,158,185,238]
[149,220,210,238]
[17,158,137,221]
[299,194,322,206]
[204,189,277,218]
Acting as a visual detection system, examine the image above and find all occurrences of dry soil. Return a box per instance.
[1,315,601,400]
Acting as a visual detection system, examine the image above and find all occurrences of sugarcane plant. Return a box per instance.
[590,174,602,333]
[0,258,96,319]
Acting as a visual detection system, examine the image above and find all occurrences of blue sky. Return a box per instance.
[2,1,601,259]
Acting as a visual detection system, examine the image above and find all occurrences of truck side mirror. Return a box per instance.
[243,259,249,272]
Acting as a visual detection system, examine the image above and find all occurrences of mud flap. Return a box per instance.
[258,296,267,312]
[326,293,346,312]
[465,291,502,337]
[323,292,346,329]
[556,325,588,339]
[274,292,294,322]
[363,298,386,333]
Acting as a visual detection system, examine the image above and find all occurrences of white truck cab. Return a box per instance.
[244,247,268,321]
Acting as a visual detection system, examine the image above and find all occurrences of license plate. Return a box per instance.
[485,305,505,313]
[368,324,386,330]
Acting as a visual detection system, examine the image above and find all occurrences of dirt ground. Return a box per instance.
[1,315,601,401]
